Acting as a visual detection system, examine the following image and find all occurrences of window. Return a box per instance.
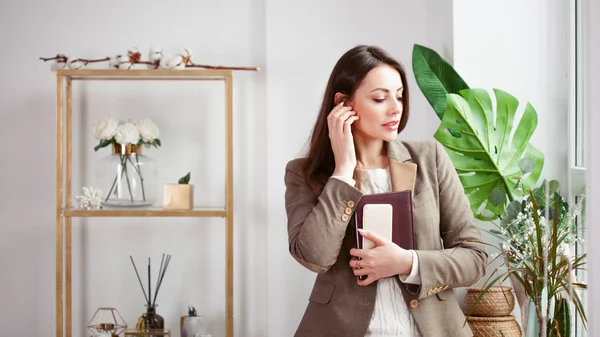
[569,0,587,336]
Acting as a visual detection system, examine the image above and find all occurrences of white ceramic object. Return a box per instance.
[181,316,210,337]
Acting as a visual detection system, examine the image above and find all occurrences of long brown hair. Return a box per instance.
[302,45,410,193]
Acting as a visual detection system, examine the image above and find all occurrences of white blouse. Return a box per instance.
[345,168,422,337]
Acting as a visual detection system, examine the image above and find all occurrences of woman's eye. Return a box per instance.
[397,96,404,101]
[373,98,385,103]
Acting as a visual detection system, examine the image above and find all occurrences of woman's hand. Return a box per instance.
[328,102,359,178]
[349,229,413,286]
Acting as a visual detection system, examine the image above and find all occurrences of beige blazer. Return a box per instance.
[284,139,488,337]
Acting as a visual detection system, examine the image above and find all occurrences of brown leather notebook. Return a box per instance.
[354,190,415,250]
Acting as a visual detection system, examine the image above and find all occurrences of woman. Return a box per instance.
[284,45,488,337]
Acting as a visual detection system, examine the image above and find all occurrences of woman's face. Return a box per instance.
[350,64,404,142]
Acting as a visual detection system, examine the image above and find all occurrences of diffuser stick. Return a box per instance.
[153,254,171,306]
[129,255,149,305]
[148,257,152,306]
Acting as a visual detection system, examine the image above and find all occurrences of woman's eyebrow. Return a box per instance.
[370,87,404,93]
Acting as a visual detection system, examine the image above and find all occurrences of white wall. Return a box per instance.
[0,1,267,336]
[1,0,578,336]
[453,0,569,185]
[265,0,454,335]
[453,0,571,326]
[0,0,454,336]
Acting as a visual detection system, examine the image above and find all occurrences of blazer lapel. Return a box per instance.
[386,140,417,193]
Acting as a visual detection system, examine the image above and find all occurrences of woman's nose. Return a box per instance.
[389,100,402,115]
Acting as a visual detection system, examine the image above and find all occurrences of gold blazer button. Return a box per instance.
[409,299,419,309]
[341,214,349,222]
[347,200,355,208]
[344,207,352,215]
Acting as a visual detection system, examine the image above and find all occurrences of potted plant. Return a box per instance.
[411,44,588,335]
[163,172,193,210]
[180,306,210,337]
[412,44,544,221]
[476,181,586,336]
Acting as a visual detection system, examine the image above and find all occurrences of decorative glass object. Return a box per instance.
[97,143,157,207]
[86,307,128,336]
[143,304,164,330]
[130,254,171,335]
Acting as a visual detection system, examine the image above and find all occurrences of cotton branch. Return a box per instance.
[39,49,261,71]
[186,63,261,71]
[39,54,67,62]
[39,54,110,64]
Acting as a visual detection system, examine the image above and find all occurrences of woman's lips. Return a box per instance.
[382,120,399,130]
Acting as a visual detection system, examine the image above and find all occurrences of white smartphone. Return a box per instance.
[362,204,393,249]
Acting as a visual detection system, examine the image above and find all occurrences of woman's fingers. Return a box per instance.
[343,115,359,131]
[353,267,368,276]
[327,102,345,126]
[349,257,362,269]
[349,248,368,259]
[333,109,356,131]
[328,106,356,130]
[357,274,377,286]
[350,257,380,285]
[336,107,355,122]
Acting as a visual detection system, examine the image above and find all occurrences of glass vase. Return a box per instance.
[97,143,157,207]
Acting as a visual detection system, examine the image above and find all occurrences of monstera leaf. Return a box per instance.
[412,44,470,120]
[434,88,544,220]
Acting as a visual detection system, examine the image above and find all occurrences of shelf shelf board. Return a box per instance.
[56,68,233,80]
[63,206,227,218]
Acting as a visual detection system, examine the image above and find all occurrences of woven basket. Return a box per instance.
[464,286,515,317]
[467,316,522,337]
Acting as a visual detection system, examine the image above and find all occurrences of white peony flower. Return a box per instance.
[114,122,140,145]
[128,47,140,56]
[68,57,85,69]
[117,54,132,69]
[93,117,118,140]
[136,119,160,142]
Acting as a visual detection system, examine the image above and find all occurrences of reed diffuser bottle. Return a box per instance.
[130,254,172,331]
[143,303,164,329]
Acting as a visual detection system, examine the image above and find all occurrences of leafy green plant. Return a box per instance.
[188,306,197,317]
[469,184,587,336]
[412,44,470,120]
[179,172,191,184]
[549,296,571,337]
[412,44,544,220]
[499,180,574,247]
[434,89,544,220]
[413,43,587,334]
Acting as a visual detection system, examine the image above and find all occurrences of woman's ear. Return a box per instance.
[334,92,348,105]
